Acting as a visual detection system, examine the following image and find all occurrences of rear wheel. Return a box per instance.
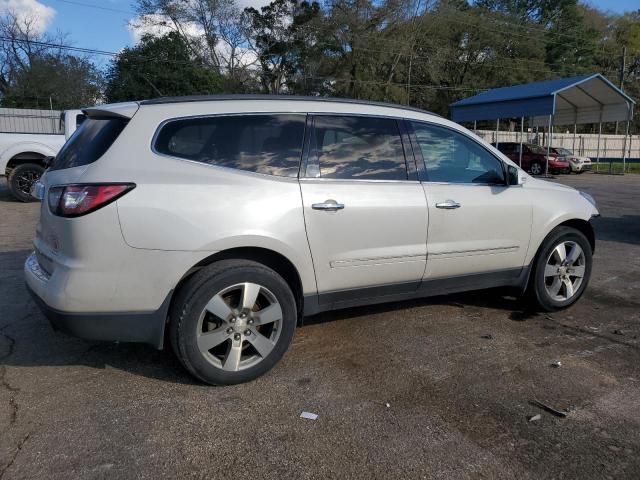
[529,227,592,311]
[530,161,543,176]
[7,163,44,202]
[170,259,296,385]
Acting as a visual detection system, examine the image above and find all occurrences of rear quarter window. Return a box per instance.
[153,114,306,178]
[50,117,128,171]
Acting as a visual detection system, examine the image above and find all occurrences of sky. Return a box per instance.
[0,0,638,69]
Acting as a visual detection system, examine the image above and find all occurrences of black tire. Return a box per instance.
[530,161,543,176]
[529,226,592,312]
[7,162,44,202]
[169,259,297,385]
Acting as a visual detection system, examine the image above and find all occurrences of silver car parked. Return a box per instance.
[26,96,599,385]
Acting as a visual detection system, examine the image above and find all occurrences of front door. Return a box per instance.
[300,115,428,300]
[409,120,532,280]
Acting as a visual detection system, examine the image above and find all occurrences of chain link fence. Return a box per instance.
[474,129,640,174]
[0,108,64,135]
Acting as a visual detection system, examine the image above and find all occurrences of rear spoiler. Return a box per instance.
[82,102,140,120]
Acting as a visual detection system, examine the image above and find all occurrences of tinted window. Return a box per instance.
[50,118,128,171]
[527,144,546,154]
[497,143,515,154]
[154,115,305,177]
[310,116,407,180]
[411,122,505,184]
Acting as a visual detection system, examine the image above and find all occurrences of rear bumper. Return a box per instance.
[25,253,170,349]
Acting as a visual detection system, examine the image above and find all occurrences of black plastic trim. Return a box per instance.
[303,267,528,316]
[27,283,172,349]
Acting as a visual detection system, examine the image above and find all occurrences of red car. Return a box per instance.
[491,142,571,175]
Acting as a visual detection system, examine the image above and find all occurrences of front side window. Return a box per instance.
[411,122,505,184]
[154,114,305,177]
[309,115,408,180]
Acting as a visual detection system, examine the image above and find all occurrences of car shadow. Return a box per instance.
[2,276,537,387]
[304,288,540,327]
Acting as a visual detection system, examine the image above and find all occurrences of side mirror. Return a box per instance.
[507,165,521,186]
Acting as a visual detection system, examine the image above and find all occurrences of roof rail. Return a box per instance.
[139,94,441,117]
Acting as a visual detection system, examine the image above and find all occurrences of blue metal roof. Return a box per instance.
[450,73,635,123]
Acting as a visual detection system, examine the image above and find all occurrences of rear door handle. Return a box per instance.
[312,199,345,211]
[435,200,461,209]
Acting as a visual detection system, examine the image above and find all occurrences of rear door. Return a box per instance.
[299,115,428,300]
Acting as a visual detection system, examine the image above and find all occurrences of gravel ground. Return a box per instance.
[1,173,639,479]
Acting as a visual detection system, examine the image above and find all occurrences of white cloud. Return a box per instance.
[0,0,56,34]
[127,14,258,69]
[235,0,272,9]
[127,14,205,44]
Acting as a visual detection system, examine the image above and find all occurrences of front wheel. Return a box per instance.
[169,259,297,385]
[529,227,592,311]
[7,163,44,202]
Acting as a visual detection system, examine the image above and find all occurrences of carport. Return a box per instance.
[450,73,636,174]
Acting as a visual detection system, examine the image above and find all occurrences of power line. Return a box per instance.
[50,0,622,63]
[0,32,616,84]
[52,0,134,15]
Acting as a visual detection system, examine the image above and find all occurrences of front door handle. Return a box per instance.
[312,199,345,211]
[435,200,461,209]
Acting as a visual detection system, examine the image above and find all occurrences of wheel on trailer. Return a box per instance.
[7,163,44,202]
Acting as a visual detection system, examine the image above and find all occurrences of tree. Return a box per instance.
[245,0,321,93]
[104,32,224,103]
[134,0,255,86]
[0,12,102,109]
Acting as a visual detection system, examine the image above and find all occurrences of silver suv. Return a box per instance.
[26,96,599,385]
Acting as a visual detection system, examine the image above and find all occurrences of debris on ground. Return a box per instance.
[300,411,318,420]
[551,361,562,368]
[613,329,625,336]
[528,414,542,422]
[481,334,493,340]
[530,399,569,418]
[385,402,391,408]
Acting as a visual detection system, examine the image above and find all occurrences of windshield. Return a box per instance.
[553,148,572,156]
[49,117,127,171]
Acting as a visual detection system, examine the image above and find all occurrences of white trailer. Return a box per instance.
[0,108,84,201]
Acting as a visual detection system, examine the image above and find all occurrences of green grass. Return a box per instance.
[592,162,640,174]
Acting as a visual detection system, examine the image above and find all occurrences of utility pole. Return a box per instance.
[616,46,627,134]
[620,46,627,90]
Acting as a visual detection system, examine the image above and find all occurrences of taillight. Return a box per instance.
[48,183,135,217]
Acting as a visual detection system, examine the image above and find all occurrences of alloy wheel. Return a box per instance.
[543,241,586,302]
[530,163,542,175]
[196,282,282,371]
[16,170,41,196]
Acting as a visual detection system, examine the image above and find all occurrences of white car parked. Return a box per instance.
[550,147,592,173]
[0,109,84,201]
[25,96,599,385]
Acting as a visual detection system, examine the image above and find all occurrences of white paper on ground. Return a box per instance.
[300,411,318,420]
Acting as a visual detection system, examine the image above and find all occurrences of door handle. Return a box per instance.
[435,200,461,209]
[312,199,345,211]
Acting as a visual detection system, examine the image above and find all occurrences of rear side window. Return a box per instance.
[309,115,407,180]
[154,114,305,178]
[50,118,128,171]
